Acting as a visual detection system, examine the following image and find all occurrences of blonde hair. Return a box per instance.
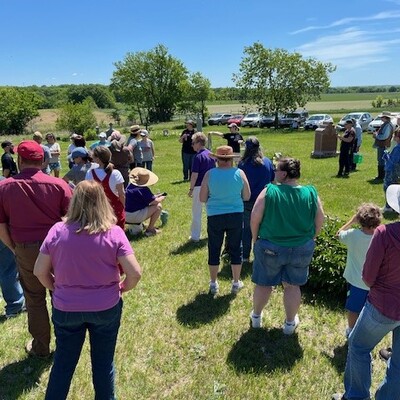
[65,180,117,234]
[192,132,207,146]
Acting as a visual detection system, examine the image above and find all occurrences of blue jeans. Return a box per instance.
[0,243,25,315]
[181,152,195,180]
[242,200,255,259]
[344,301,400,400]
[143,160,153,171]
[45,300,123,400]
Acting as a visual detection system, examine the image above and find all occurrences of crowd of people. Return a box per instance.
[1,118,400,399]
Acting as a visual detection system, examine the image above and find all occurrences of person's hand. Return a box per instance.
[188,188,193,198]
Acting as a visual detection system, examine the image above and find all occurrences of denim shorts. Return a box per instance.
[252,238,315,286]
[207,212,243,265]
[49,161,61,171]
[345,283,369,313]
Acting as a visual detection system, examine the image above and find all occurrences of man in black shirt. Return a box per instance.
[1,141,18,178]
[209,123,243,153]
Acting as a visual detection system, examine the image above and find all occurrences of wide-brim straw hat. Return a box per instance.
[129,167,159,187]
[210,145,236,159]
[386,184,400,213]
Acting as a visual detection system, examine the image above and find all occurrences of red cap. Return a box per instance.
[15,140,44,161]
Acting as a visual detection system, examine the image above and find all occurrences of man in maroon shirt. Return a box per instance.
[0,140,72,358]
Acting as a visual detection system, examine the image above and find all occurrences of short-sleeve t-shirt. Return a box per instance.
[338,228,373,290]
[192,149,215,187]
[40,222,133,312]
[45,142,61,163]
[65,162,99,185]
[125,184,155,213]
[86,168,124,195]
[223,133,243,153]
[180,129,196,154]
[1,153,18,176]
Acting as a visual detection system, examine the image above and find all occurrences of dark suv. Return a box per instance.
[279,110,309,128]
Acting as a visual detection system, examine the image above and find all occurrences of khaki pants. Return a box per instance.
[15,242,50,356]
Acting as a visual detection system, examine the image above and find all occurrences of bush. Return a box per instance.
[84,128,97,141]
[307,216,347,298]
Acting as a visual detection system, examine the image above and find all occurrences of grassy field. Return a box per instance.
[0,126,394,400]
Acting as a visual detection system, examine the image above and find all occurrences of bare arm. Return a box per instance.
[116,183,125,206]
[2,169,10,178]
[118,253,142,292]
[209,131,224,137]
[149,195,165,205]
[34,253,55,291]
[188,172,199,197]
[251,188,266,243]
[199,171,210,203]
[0,222,15,253]
[239,170,251,201]
[336,213,357,236]
[314,196,325,237]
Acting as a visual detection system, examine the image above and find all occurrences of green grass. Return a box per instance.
[0,127,393,399]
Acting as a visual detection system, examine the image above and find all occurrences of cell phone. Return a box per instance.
[160,192,167,196]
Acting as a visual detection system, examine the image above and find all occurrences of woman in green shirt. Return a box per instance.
[249,157,324,334]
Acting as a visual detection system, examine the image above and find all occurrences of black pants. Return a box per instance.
[338,146,352,175]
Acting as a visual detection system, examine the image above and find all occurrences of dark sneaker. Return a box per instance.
[25,340,51,359]
[5,304,26,319]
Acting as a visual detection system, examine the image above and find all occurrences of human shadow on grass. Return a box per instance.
[217,259,253,281]
[322,342,348,374]
[0,355,53,399]
[170,180,188,185]
[176,292,234,328]
[227,327,303,374]
[170,238,207,255]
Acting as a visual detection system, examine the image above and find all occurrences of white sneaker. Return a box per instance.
[282,314,299,335]
[231,280,244,294]
[250,311,262,328]
[209,281,219,295]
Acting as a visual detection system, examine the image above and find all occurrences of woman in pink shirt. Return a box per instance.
[34,180,142,400]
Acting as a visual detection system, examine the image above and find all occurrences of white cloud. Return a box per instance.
[296,28,400,69]
[72,72,78,76]
[290,10,400,35]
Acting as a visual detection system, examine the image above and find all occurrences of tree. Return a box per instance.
[178,72,213,125]
[56,99,97,134]
[233,43,335,128]
[111,44,188,123]
[66,84,115,108]
[0,88,41,134]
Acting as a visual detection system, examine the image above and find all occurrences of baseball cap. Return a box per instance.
[98,132,107,138]
[71,147,89,159]
[15,140,44,160]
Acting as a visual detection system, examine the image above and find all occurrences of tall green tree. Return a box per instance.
[0,88,40,134]
[56,99,97,134]
[233,43,335,127]
[178,72,213,125]
[111,44,188,123]
[66,84,115,108]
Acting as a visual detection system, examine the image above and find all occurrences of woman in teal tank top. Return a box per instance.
[200,146,250,295]
[249,157,325,334]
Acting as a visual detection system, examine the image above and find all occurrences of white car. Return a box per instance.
[336,112,373,131]
[304,114,333,130]
[367,113,399,133]
[241,113,261,127]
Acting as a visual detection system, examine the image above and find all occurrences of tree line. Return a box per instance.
[2,42,394,135]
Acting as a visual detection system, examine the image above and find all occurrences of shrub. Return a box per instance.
[84,128,97,141]
[307,216,347,298]
[56,99,96,135]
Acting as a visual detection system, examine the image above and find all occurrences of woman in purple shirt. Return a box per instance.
[34,180,142,400]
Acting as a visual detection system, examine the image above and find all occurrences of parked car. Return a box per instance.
[367,113,400,133]
[208,113,233,126]
[241,113,261,127]
[259,114,284,128]
[227,114,244,126]
[336,112,373,131]
[304,114,334,130]
[279,109,309,128]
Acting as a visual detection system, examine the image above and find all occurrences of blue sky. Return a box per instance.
[1,0,400,88]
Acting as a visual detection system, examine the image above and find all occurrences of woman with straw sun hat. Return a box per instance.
[125,167,166,237]
[200,145,250,295]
